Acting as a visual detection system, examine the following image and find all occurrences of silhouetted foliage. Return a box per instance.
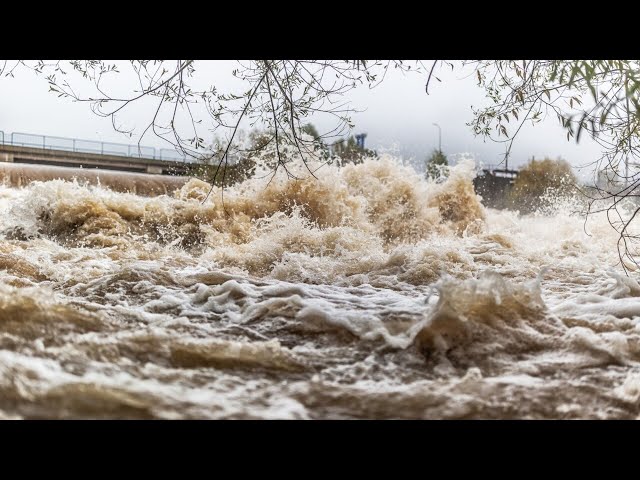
[508,157,578,213]
[330,135,376,166]
[186,125,328,187]
[425,149,448,180]
[301,123,321,141]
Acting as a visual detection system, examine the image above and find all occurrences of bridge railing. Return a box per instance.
[478,163,519,174]
[0,130,194,163]
[159,148,188,161]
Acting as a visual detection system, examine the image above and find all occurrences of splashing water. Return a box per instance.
[0,155,639,419]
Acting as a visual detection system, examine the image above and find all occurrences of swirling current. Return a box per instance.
[1,157,640,419]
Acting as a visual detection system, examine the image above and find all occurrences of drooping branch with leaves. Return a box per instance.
[465,60,640,272]
[3,60,424,192]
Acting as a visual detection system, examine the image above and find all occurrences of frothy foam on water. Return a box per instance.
[0,156,639,418]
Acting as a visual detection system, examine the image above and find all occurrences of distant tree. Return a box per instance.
[508,157,578,213]
[425,149,449,180]
[331,135,376,166]
[189,125,334,186]
[301,123,321,141]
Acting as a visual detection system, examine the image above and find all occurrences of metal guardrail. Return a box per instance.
[0,130,194,163]
[481,163,516,171]
[478,163,519,175]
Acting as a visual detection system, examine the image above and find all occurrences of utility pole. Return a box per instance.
[433,123,441,153]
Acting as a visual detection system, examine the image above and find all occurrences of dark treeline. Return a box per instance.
[184,124,376,187]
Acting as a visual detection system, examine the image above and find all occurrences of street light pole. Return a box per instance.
[433,123,441,153]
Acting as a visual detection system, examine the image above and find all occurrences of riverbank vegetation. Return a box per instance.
[184,124,375,187]
[508,157,578,213]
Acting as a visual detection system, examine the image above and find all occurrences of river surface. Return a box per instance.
[1,157,640,419]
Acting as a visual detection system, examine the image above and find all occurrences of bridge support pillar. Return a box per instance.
[146,165,163,174]
[0,153,14,163]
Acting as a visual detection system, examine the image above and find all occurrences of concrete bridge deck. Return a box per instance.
[0,131,194,175]
[0,143,190,175]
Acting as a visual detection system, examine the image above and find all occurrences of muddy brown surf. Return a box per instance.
[0,156,639,419]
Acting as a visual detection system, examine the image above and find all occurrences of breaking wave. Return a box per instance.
[0,155,639,419]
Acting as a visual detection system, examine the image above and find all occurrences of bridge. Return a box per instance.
[0,131,196,175]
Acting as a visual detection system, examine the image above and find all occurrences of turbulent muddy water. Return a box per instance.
[1,156,640,419]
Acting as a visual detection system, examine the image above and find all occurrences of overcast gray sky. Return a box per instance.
[0,60,604,180]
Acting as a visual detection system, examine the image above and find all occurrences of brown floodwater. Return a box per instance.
[1,157,640,419]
